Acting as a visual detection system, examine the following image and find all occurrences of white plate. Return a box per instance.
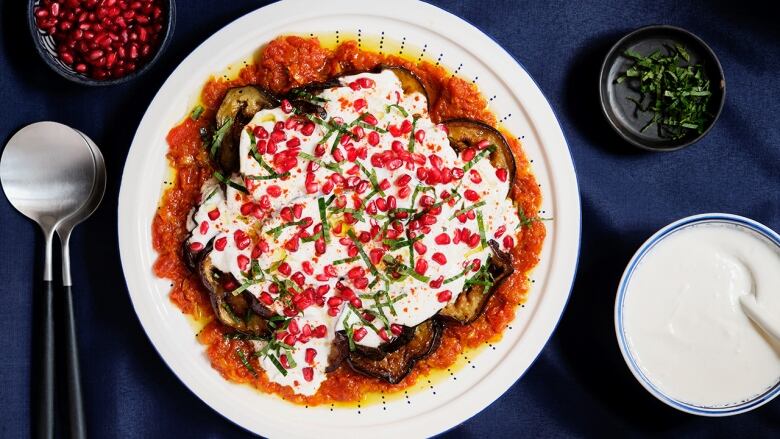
[118,1,581,437]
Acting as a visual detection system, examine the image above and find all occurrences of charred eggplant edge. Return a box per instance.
[343,319,442,384]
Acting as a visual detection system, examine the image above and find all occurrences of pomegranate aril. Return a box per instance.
[352,327,368,342]
[437,290,452,303]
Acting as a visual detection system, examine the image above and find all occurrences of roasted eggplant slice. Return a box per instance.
[380,65,428,102]
[214,86,279,173]
[438,240,513,324]
[443,119,517,189]
[344,324,418,361]
[199,252,272,337]
[346,319,442,384]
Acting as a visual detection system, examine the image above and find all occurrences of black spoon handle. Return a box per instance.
[34,280,55,439]
[63,285,87,439]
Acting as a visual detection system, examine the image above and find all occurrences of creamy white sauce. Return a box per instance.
[624,222,780,407]
[186,71,520,395]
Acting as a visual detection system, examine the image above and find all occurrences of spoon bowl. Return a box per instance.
[0,121,97,439]
[1,122,96,235]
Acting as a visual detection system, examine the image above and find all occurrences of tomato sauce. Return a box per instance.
[152,36,545,405]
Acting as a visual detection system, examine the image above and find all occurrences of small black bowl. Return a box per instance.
[599,25,725,152]
[27,0,176,86]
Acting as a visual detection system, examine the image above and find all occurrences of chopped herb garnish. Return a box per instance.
[298,151,343,173]
[213,171,249,194]
[463,145,495,172]
[209,117,233,157]
[444,267,470,285]
[450,200,487,219]
[407,116,419,152]
[190,105,204,121]
[267,354,288,376]
[477,210,488,248]
[318,197,330,243]
[517,206,552,229]
[236,349,257,377]
[333,256,360,265]
[203,186,219,202]
[347,229,381,278]
[617,45,713,139]
[291,89,328,103]
[386,104,409,117]
[265,220,306,239]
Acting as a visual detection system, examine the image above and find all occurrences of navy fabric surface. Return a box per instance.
[1,0,779,437]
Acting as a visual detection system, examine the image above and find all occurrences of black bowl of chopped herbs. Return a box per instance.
[600,25,725,151]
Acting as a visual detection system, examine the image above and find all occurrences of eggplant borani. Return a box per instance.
[183,67,522,395]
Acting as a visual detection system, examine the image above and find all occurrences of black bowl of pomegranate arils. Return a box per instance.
[28,0,176,86]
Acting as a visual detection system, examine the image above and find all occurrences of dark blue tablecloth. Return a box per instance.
[2,0,779,437]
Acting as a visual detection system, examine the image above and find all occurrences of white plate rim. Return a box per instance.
[118,0,581,437]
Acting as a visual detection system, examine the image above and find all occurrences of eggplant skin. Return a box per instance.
[438,240,514,325]
[345,319,442,384]
[442,119,517,190]
[214,86,279,174]
[198,251,272,337]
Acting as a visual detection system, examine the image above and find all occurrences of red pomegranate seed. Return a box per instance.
[398,186,411,199]
[286,137,301,148]
[477,139,491,149]
[413,240,427,255]
[414,129,425,143]
[357,77,375,88]
[302,261,314,276]
[236,254,249,271]
[234,230,250,250]
[429,276,444,289]
[437,290,452,303]
[503,235,515,249]
[461,147,476,162]
[434,233,451,245]
[291,271,305,287]
[352,327,368,342]
[280,99,293,113]
[369,248,385,265]
[416,167,428,180]
[353,98,367,111]
[469,169,483,184]
[314,325,327,338]
[494,225,506,238]
[188,242,203,252]
[305,348,317,365]
[260,292,274,306]
[467,234,481,248]
[199,221,209,235]
[207,208,220,220]
[389,324,403,336]
[496,168,508,182]
[414,259,428,275]
[214,237,227,251]
[288,319,300,335]
[301,367,313,381]
[395,174,411,186]
[431,252,447,265]
[278,262,292,276]
[350,296,363,308]
[348,266,366,279]
[464,189,480,201]
[265,185,281,198]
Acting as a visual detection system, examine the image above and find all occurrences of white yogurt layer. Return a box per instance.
[186,70,520,395]
[624,222,780,407]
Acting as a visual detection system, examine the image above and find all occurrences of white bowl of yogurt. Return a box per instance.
[615,213,780,416]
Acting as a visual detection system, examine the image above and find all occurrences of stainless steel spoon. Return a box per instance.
[54,129,106,439]
[0,122,96,439]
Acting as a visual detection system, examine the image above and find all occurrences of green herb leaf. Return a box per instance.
[190,105,204,121]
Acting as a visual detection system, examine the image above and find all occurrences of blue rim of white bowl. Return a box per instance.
[614,213,780,416]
